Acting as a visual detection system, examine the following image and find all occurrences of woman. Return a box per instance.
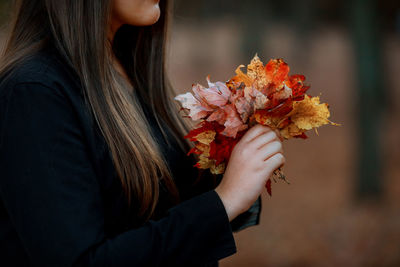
[0,0,285,266]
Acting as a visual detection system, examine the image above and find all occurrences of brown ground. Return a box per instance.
[168,21,400,267]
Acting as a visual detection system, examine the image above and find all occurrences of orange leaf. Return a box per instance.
[265,58,290,90]
[230,65,254,87]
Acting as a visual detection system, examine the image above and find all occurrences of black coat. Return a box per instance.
[0,44,261,266]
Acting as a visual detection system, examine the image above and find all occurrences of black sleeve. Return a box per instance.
[187,168,262,233]
[0,82,237,266]
[230,195,261,233]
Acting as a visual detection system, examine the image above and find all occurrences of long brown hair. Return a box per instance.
[0,0,193,221]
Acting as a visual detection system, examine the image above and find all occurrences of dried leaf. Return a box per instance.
[195,153,214,169]
[265,58,290,91]
[247,54,268,90]
[221,103,248,138]
[175,54,340,198]
[280,122,305,139]
[210,162,226,175]
[287,94,332,130]
[231,65,254,87]
[174,92,210,120]
[266,179,272,196]
[194,130,216,145]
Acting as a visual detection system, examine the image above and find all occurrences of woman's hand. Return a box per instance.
[215,124,285,221]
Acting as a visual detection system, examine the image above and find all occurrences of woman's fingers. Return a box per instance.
[250,130,280,150]
[257,140,283,161]
[240,124,273,144]
[264,153,285,173]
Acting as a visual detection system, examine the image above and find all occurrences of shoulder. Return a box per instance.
[0,45,94,147]
[0,44,82,102]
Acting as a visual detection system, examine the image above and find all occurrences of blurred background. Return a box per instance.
[168,0,400,266]
[1,0,399,266]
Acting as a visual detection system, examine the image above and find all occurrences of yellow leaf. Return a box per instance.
[280,123,305,139]
[196,153,214,169]
[287,94,332,130]
[247,54,268,90]
[254,110,282,128]
[194,130,216,145]
[210,162,226,175]
[232,65,254,87]
[195,143,210,156]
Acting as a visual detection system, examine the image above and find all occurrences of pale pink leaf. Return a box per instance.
[206,108,227,125]
[221,104,248,138]
[174,92,211,120]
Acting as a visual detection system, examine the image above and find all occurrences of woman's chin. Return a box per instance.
[114,3,161,27]
[138,5,161,26]
[149,4,161,24]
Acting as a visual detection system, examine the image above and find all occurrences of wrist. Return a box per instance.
[214,187,238,222]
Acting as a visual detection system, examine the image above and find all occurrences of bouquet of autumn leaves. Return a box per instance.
[174,55,339,195]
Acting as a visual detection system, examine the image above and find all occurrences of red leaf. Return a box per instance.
[267,97,294,117]
[184,121,216,141]
[286,74,310,99]
[294,132,308,139]
[208,128,246,166]
[186,147,199,156]
[266,179,272,196]
[265,59,290,87]
[278,117,291,128]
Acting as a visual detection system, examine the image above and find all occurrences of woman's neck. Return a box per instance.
[107,23,135,95]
